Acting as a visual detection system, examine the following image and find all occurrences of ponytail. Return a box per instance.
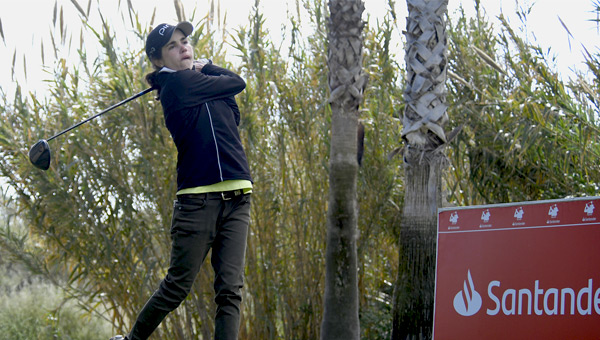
[145,69,161,100]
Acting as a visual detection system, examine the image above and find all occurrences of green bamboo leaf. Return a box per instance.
[22,54,26,81]
[150,7,156,26]
[11,50,16,81]
[0,18,5,46]
[53,0,58,26]
[126,0,134,26]
[174,0,185,22]
[60,6,64,43]
[471,45,506,75]
[50,31,58,58]
[68,34,73,54]
[209,0,215,28]
[557,15,574,50]
[70,0,87,19]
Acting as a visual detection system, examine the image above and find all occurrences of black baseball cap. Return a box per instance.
[145,22,193,60]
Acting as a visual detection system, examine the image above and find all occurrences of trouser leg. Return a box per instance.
[128,196,217,340]
[212,194,251,340]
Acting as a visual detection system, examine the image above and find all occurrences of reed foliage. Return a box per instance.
[0,1,598,339]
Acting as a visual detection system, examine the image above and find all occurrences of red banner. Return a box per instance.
[434,197,600,340]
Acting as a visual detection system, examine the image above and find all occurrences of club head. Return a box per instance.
[29,140,51,170]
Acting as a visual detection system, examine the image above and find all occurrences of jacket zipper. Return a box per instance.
[205,103,224,182]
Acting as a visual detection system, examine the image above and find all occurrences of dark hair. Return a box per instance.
[145,69,161,100]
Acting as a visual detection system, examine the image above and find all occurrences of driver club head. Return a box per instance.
[25,88,154,171]
[29,139,51,170]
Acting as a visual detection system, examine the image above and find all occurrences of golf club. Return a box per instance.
[29,87,154,170]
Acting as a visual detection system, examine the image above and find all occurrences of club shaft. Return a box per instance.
[47,87,154,142]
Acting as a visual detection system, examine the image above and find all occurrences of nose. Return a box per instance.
[180,45,191,57]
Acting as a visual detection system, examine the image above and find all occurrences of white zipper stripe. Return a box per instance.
[205,103,224,181]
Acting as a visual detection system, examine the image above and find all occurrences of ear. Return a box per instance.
[151,58,164,68]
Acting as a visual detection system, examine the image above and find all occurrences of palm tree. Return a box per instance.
[391,0,450,338]
[321,0,367,339]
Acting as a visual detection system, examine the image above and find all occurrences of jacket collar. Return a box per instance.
[159,67,177,73]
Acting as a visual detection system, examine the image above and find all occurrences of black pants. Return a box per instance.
[127,192,251,340]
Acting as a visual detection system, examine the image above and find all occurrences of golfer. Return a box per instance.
[111,21,252,340]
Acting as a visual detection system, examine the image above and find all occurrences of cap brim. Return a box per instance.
[175,22,193,37]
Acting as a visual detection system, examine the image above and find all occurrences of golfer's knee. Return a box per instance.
[214,285,242,308]
[156,276,194,309]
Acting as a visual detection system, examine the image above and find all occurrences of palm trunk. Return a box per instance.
[391,0,449,338]
[392,152,445,339]
[321,0,367,339]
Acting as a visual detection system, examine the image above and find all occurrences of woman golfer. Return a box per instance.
[111,21,252,340]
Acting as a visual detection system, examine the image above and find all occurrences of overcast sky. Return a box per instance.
[1,0,598,97]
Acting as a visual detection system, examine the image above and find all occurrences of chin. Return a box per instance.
[183,60,194,70]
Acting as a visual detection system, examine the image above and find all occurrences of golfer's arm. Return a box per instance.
[186,66,245,101]
[200,63,240,78]
[223,96,241,125]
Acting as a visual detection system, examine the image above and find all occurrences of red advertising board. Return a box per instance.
[434,197,600,340]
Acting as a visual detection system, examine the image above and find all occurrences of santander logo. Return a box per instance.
[451,270,600,317]
[585,201,595,215]
[453,270,482,316]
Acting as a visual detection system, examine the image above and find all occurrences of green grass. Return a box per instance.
[0,264,112,340]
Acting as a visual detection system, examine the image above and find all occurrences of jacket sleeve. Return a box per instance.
[171,65,246,108]
[222,96,241,125]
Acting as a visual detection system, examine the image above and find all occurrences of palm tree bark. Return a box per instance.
[321,0,367,339]
[391,0,449,339]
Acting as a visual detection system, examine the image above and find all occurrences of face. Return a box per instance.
[154,29,194,71]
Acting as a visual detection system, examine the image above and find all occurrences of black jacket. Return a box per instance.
[155,64,252,191]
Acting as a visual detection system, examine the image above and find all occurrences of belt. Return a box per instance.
[178,189,245,202]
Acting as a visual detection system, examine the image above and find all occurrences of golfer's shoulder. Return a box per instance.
[204,65,244,80]
[158,70,201,93]
[164,69,199,83]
